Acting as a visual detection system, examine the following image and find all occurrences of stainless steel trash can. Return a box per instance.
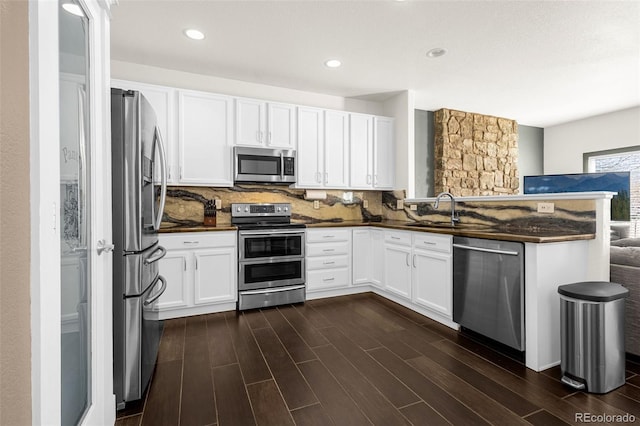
[558,281,629,394]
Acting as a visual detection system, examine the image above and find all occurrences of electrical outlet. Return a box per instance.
[397,200,404,210]
[215,199,222,210]
[313,200,320,209]
[363,200,369,209]
[537,202,555,213]
[410,204,418,211]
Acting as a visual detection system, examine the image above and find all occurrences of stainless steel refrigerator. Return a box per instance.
[111,88,168,409]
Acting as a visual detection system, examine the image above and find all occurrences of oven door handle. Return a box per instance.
[239,230,305,236]
[240,285,306,296]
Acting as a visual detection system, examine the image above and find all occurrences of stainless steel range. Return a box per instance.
[232,203,306,310]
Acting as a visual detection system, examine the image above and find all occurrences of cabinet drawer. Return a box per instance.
[385,231,411,246]
[307,254,349,270]
[160,232,236,250]
[306,228,350,243]
[307,268,350,290]
[413,233,452,254]
[306,241,350,257]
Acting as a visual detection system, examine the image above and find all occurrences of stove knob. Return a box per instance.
[236,206,241,212]
[244,207,249,213]
[284,207,289,212]
[276,207,282,212]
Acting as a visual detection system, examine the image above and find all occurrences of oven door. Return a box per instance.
[239,230,304,261]
[239,257,305,291]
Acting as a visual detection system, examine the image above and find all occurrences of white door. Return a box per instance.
[324,110,350,188]
[267,102,296,149]
[412,248,453,316]
[374,117,395,189]
[297,107,324,187]
[179,90,233,186]
[32,1,115,424]
[235,98,264,147]
[384,244,412,299]
[349,113,373,188]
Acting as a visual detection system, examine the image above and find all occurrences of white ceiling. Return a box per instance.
[110,0,640,127]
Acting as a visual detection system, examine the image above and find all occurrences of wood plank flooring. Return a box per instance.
[116,293,640,426]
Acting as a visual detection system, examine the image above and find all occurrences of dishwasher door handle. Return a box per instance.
[453,243,519,256]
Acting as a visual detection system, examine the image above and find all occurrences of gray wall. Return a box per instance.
[518,124,544,191]
[414,111,544,197]
[414,109,434,198]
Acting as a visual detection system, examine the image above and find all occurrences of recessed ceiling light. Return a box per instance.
[184,29,205,41]
[426,48,447,58]
[62,2,84,17]
[325,59,342,68]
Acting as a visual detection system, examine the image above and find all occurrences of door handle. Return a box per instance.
[406,253,410,266]
[97,239,114,255]
[413,254,416,268]
[144,245,167,264]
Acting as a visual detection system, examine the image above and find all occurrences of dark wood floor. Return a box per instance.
[116,293,640,426]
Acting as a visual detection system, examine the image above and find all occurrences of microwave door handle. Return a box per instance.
[154,126,168,231]
[280,152,284,181]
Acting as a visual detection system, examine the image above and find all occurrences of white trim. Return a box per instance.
[30,1,62,423]
[405,191,615,203]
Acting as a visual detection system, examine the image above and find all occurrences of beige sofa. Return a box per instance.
[610,238,640,357]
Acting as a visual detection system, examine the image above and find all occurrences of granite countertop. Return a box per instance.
[305,220,595,243]
[160,220,595,243]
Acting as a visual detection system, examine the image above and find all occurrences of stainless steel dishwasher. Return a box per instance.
[453,236,525,352]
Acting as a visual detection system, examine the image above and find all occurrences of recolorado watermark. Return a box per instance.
[576,412,636,423]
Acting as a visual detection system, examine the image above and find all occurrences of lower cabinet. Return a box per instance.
[306,228,352,292]
[411,233,453,318]
[384,230,413,300]
[156,232,237,318]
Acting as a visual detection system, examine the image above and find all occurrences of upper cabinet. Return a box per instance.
[111,80,178,184]
[297,106,324,187]
[374,116,395,189]
[349,114,395,190]
[235,98,296,149]
[110,79,394,190]
[297,108,351,189]
[178,90,234,186]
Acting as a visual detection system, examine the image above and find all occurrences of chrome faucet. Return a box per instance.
[434,192,460,226]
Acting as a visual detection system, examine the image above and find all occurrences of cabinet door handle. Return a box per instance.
[322,235,335,239]
[183,241,200,245]
[367,174,372,185]
[256,131,260,142]
[323,277,335,282]
[195,257,198,270]
[413,254,416,268]
[316,172,321,183]
[423,241,437,246]
[268,131,272,144]
[391,236,401,240]
[168,165,172,181]
[323,261,335,265]
[322,249,335,252]
[324,172,328,184]
[406,253,410,266]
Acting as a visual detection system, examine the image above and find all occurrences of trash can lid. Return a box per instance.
[558,281,629,302]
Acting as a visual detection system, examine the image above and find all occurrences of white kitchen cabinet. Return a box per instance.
[306,228,352,292]
[297,106,324,187]
[349,113,374,188]
[178,90,233,186]
[411,233,453,317]
[349,114,395,189]
[156,250,189,310]
[323,110,350,188]
[374,116,395,189]
[156,232,237,318]
[111,79,178,184]
[371,229,385,288]
[384,230,412,299]
[235,98,296,149]
[352,228,372,286]
[297,108,351,189]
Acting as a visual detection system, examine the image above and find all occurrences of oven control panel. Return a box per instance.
[231,203,291,217]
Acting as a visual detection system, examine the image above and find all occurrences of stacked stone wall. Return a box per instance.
[434,108,519,196]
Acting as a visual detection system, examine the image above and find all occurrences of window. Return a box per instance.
[585,146,640,237]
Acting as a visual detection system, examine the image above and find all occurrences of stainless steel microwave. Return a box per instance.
[234,146,296,184]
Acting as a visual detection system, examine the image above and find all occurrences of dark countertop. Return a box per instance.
[160,220,595,243]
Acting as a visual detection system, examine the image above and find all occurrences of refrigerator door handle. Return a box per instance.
[143,245,166,265]
[144,275,167,306]
[154,126,168,231]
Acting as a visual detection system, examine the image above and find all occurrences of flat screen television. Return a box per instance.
[523,172,630,221]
